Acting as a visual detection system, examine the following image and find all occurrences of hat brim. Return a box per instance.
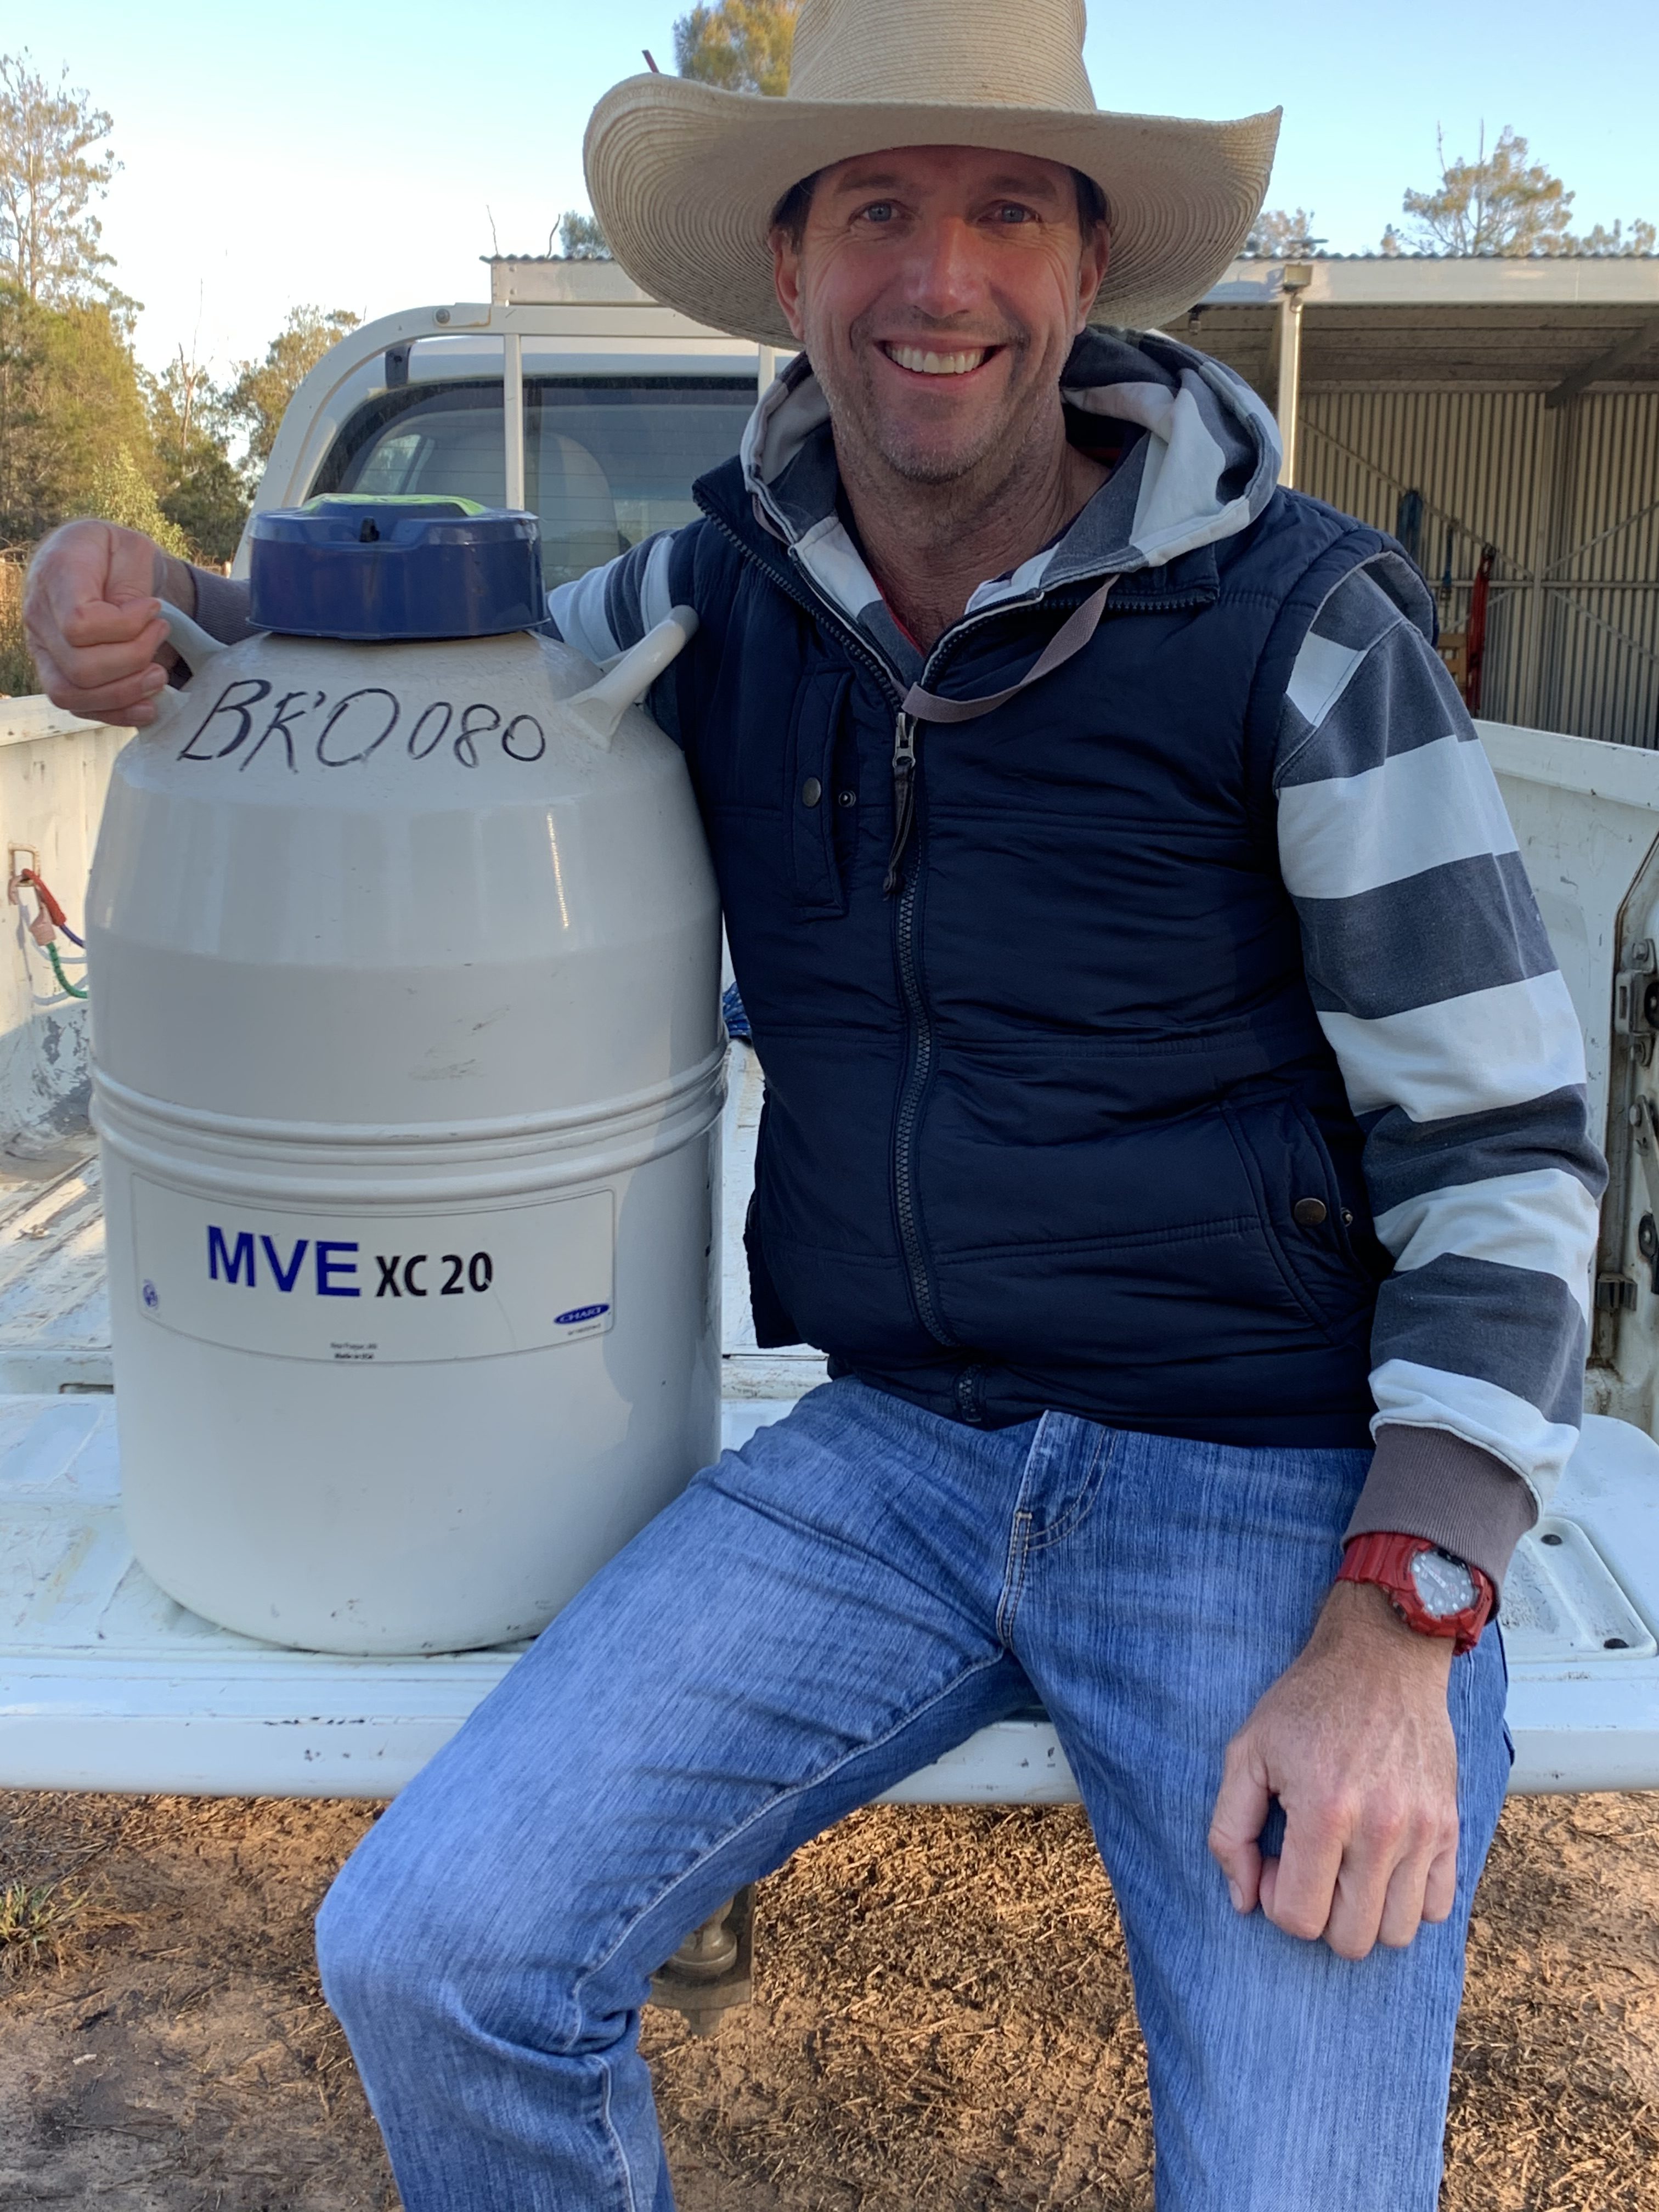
[585,74,1280,343]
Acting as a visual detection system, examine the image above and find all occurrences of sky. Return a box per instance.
[13,0,1659,380]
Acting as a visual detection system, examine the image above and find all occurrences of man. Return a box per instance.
[27,1,1603,2203]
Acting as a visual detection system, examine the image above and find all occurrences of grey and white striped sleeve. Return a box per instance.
[1274,563,1607,1589]
[544,529,681,661]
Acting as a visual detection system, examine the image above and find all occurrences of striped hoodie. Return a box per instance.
[1273,561,1604,1576]
[562,333,1600,1585]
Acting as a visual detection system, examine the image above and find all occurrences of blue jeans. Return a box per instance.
[317,1379,1510,2210]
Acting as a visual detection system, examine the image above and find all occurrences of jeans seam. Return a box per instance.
[995,1412,1052,1645]
[597,2052,641,2212]
[565,1644,1013,2041]
[1026,1430,1113,1554]
[996,1509,1032,1646]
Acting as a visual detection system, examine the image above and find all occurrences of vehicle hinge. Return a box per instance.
[1628,1093,1659,1208]
[1615,938,1658,1064]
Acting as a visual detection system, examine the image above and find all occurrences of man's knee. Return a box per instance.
[320,1810,515,2021]
[315,1795,620,2052]
[315,1817,432,2031]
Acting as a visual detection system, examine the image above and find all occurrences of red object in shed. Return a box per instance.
[1465,544,1496,716]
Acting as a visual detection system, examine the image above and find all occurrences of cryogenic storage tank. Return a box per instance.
[88,498,723,1654]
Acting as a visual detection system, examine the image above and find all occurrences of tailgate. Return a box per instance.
[7,1389,1659,1799]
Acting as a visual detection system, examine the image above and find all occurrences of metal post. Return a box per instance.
[1275,266,1311,491]
[757,343,778,398]
[650,1886,755,2034]
[503,328,526,512]
[1516,396,1572,732]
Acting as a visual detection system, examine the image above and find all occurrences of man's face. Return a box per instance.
[771,144,1108,488]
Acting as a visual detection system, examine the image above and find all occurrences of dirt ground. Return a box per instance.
[2,1788,1657,2211]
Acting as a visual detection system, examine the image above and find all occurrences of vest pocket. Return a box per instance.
[785,667,853,916]
[1289,1098,1386,1281]
[1223,1094,1375,1338]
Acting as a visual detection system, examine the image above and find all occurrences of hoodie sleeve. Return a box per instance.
[166,561,257,646]
[545,531,682,662]
[1272,564,1607,1592]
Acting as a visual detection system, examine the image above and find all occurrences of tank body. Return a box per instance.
[89,621,723,1654]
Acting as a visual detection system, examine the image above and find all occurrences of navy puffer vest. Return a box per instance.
[660,462,1399,1447]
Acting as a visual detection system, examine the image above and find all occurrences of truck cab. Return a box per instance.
[6,263,1659,1802]
[237,259,773,586]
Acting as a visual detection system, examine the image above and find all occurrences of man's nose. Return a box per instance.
[898,216,986,320]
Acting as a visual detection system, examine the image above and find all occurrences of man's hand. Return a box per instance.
[23,521,190,728]
[1207,1579,1458,1960]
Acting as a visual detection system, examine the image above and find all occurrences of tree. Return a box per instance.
[1576,216,1659,258]
[147,348,247,566]
[1242,208,1324,258]
[0,57,240,562]
[0,292,242,561]
[673,0,798,93]
[0,286,150,545]
[1393,127,1571,256]
[84,443,188,556]
[0,50,132,315]
[1387,125,1655,257]
[228,304,360,475]
[558,210,610,260]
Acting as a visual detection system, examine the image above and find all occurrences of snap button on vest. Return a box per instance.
[800,776,822,807]
[837,787,857,807]
[1292,1197,1328,1228]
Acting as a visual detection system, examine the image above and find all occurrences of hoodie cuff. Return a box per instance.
[188,565,258,646]
[1344,1425,1538,1596]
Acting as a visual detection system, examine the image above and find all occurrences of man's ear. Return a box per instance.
[1076,222,1110,334]
[770,227,810,345]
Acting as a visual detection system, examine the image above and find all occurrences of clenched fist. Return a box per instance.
[24,521,195,728]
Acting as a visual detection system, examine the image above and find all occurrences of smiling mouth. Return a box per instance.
[880,342,996,377]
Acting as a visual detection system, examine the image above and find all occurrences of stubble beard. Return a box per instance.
[814,318,1045,520]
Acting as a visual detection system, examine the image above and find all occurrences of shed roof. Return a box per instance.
[1193,258,1659,399]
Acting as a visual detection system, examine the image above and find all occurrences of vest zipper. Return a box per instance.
[891,810,953,1345]
[692,502,1102,1357]
[885,588,1112,896]
[883,712,917,896]
[696,507,956,1344]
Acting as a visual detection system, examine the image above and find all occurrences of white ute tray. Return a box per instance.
[5,1401,1659,1799]
[4,1047,1659,1799]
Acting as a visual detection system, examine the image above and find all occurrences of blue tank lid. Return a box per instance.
[247,496,544,641]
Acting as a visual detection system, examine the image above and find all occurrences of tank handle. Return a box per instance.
[157,600,228,679]
[568,605,699,748]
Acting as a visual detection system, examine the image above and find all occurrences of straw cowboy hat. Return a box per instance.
[584,0,1280,342]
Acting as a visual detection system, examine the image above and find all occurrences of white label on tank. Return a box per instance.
[130,1177,614,1364]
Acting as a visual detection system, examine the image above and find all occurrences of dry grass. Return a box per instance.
[0,1875,87,1979]
[1,1789,1656,2209]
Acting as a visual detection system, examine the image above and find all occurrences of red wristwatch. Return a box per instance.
[1336,1532,1496,1655]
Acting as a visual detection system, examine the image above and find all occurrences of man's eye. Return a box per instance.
[996,204,1036,224]
[858,202,895,224]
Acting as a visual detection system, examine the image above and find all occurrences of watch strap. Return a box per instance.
[1338,1531,1495,1656]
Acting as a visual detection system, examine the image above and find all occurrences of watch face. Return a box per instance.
[1410,1547,1477,1619]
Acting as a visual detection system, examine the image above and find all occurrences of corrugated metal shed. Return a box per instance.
[1194,259,1659,746]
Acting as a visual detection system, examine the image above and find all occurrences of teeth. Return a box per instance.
[885,344,988,376]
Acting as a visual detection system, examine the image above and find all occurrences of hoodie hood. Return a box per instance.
[738,326,1284,678]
